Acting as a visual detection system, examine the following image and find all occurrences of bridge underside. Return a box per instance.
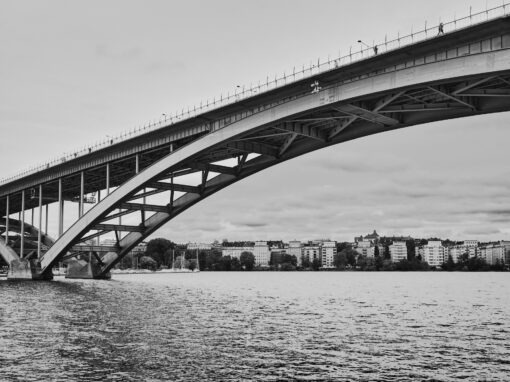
[0,21,509,279]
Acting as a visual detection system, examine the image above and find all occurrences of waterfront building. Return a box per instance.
[222,246,254,260]
[288,241,303,266]
[479,243,506,265]
[187,242,212,251]
[419,241,445,267]
[389,241,408,263]
[355,240,375,258]
[447,245,466,263]
[502,241,510,264]
[463,240,479,257]
[303,245,321,264]
[321,241,337,269]
[254,241,271,266]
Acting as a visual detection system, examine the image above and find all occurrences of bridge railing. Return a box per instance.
[1,2,509,186]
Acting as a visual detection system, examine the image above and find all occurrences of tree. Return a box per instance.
[145,238,175,267]
[240,251,255,271]
[345,249,357,267]
[220,256,232,271]
[311,258,321,271]
[491,258,506,271]
[283,254,297,266]
[406,240,416,261]
[302,257,311,268]
[206,249,223,270]
[375,253,384,271]
[441,254,455,271]
[139,256,157,271]
[466,256,490,271]
[280,262,296,271]
[357,255,376,271]
[230,257,242,271]
[383,245,391,260]
[334,251,348,269]
[188,259,197,271]
[374,245,380,258]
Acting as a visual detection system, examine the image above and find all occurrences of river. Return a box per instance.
[0,272,509,381]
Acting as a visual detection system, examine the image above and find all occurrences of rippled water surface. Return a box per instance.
[1,272,509,381]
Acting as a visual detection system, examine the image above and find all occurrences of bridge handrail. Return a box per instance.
[1,2,509,186]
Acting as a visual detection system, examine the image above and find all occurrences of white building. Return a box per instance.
[253,241,270,266]
[447,245,465,263]
[463,240,479,258]
[355,240,375,258]
[389,241,408,263]
[288,241,303,266]
[321,241,337,269]
[187,242,212,251]
[222,246,253,260]
[479,244,505,265]
[303,246,321,264]
[502,241,510,264]
[420,241,445,268]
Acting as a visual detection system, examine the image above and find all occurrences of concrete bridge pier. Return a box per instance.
[65,253,111,280]
[7,259,53,280]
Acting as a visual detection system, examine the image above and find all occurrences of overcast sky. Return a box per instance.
[1,0,509,243]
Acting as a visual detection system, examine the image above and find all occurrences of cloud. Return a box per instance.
[95,45,143,61]
[463,227,501,236]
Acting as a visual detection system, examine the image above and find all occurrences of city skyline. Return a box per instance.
[1,0,509,244]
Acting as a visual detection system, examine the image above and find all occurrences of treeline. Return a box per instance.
[120,238,507,272]
[441,253,506,271]
[332,248,430,271]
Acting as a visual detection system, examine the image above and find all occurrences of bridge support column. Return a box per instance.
[7,259,53,280]
[65,253,111,279]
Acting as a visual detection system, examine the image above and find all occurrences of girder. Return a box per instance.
[148,182,201,194]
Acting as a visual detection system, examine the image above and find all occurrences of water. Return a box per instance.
[0,272,509,381]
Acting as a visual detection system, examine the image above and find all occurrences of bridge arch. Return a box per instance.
[37,49,510,277]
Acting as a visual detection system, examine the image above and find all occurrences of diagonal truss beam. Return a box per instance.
[277,122,327,142]
[279,133,298,156]
[427,86,475,109]
[328,91,404,140]
[457,89,510,97]
[148,181,200,194]
[379,102,467,113]
[226,141,279,158]
[119,202,170,213]
[94,224,144,233]
[189,162,237,176]
[452,76,496,95]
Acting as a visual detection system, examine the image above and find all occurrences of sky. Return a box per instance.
[1,0,509,243]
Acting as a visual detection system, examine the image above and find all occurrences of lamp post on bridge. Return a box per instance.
[357,39,378,56]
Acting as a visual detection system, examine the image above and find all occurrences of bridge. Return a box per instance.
[1,7,510,279]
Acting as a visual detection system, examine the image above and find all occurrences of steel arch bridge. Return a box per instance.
[1,16,510,279]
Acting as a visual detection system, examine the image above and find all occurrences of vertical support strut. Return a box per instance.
[135,154,145,222]
[58,178,64,237]
[38,184,42,259]
[45,204,48,236]
[106,163,110,195]
[79,171,84,218]
[5,195,9,243]
[20,190,25,258]
[96,189,101,246]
